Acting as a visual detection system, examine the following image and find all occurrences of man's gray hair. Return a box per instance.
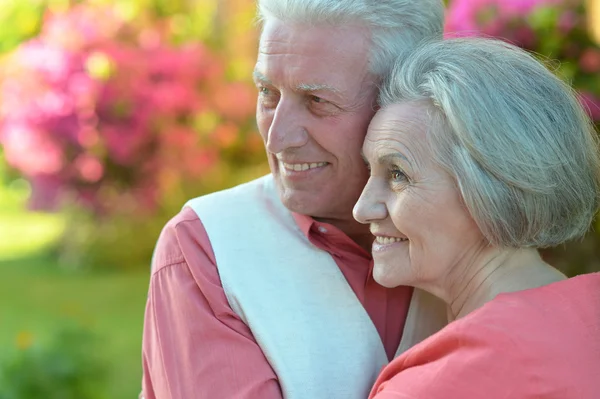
[380,38,600,248]
[256,0,445,79]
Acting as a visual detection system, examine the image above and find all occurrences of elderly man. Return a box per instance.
[141,1,445,398]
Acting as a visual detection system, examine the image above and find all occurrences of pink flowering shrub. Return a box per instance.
[0,4,259,214]
[446,0,600,125]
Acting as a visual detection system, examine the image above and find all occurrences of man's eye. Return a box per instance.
[258,87,279,108]
[308,95,341,116]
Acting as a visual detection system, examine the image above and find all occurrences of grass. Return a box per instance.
[0,181,150,399]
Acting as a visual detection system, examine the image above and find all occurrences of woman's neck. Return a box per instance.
[439,247,566,321]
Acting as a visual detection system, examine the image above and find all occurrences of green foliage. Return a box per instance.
[0,252,149,399]
[0,0,44,54]
[0,326,108,399]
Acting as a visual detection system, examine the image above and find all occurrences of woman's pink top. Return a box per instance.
[370,272,600,399]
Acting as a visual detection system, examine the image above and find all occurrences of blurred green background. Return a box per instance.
[0,0,599,397]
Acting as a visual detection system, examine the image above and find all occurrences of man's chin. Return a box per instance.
[278,188,321,215]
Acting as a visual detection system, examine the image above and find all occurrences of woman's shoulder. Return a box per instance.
[370,273,600,399]
[370,313,526,399]
[446,272,600,364]
[483,272,600,332]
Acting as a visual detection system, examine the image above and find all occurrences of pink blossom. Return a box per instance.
[445,0,564,35]
[0,3,250,214]
[499,0,563,14]
[101,125,148,166]
[27,175,64,211]
[74,154,104,183]
[1,123,64,176]
[162,127,198,149]
[211,123,239,149]
[185,149,218,177]
[150,82,202,115]
[37,91,74,117]
[76,127,100,148]
[212,82,257,121]
[579,49,600,74]
[445,0,490,34]
[579,91,600,121]
[558,11,579,34]
[14,40,75,83]
[42,5,123,49]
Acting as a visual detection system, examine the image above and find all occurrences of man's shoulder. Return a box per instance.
[185,174,293,236]
[151,175,276,274]
[151,207,207,273]
[186,174,273,208]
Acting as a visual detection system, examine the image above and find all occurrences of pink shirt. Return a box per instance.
[141,207,412,399]
[369,272,600,399]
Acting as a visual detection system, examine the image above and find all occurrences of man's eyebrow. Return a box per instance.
[253,71,344,101]
[296,83,341,95]
[253,70,271,85]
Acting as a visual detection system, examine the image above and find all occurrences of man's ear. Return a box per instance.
[370,95,381,112]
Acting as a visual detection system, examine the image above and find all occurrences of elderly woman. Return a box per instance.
[354,38,600,399]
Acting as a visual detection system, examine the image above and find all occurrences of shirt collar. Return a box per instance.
[291,212,315,238]
[291,211,371,259]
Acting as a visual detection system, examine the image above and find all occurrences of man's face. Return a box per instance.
[254,19,377,225]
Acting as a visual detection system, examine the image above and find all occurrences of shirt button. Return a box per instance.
[318,226,328,234]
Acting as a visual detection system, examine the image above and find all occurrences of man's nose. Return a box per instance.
[353,178,388,224]
[265,99,309,154]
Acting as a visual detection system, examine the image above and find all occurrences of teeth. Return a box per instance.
[282,162,327,171]
[375,236,408,244]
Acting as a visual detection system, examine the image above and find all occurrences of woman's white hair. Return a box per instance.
[380,38,600,248]
[256,0,445,79]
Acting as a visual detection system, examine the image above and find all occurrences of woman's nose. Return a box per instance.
[353,178,388,224]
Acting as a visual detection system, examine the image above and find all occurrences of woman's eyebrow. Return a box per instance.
[360,150,413,168]
[378,152,412,168]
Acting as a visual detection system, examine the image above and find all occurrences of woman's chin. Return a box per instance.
[372,262,410,288]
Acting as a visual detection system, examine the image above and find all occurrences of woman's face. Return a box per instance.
[353,102,485,289]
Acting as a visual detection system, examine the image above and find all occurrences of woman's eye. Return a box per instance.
[390,169,407,182]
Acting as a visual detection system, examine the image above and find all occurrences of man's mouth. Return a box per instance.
[281,162,328,172]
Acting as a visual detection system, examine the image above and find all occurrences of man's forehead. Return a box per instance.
[259,18,370,49]
[257,18,372,68]
[253,20,375,101]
